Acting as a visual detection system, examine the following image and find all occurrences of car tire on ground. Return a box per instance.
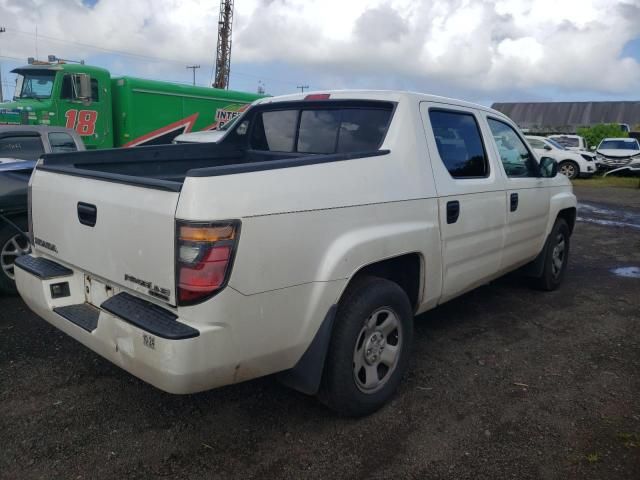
[558,160,579,180]
[319,276,414,417]
[0,216,30,295]
[531,218,570,292]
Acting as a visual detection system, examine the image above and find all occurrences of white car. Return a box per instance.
[525,136,596,179]
[548,134,589,152]
[16,90,576,416]
[595,137,640,172]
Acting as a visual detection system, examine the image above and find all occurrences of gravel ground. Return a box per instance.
[1,186,639,480]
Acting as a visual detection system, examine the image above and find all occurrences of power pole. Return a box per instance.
[213,0,234,89]
[186,64,200,86]
[0,27,5,102]
[297,85,309,93]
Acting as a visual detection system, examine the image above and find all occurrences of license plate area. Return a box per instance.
[84,275,119,307]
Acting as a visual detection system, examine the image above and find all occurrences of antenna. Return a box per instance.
[213,0,234,89]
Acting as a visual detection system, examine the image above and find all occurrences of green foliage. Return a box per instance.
[577,124,628,149]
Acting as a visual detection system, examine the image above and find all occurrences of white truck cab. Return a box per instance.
[16,91,576,416]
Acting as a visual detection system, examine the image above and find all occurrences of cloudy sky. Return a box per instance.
[1,0,639,104]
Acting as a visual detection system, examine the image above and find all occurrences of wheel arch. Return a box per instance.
[338,252,424,312]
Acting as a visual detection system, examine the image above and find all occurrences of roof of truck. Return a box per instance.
[255,90,501,116]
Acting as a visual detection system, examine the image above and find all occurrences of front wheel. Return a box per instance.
[558,160,579,180]
[0,216,30,295]
[531,218,570,291]
[319,276,414,416]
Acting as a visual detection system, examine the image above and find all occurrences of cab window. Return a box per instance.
[488,118,539,178]
[60,75,100,102]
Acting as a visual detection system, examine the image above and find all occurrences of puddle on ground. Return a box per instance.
[577,202,640,230]
[610,267,640,279]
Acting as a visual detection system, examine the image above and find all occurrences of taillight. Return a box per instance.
[176,220,240,305]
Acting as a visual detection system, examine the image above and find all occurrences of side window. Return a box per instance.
[0,135,45,160]
[61,75,100,101]
[527,138,545,149]
[429,109,489,178]
[487,118,539,178]
[250,110,298,152]
[91,78,100,102]
[48,132,78,153]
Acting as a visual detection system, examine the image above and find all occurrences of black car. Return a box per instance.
[0,126,84,293]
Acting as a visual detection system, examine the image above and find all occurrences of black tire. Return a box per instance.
[319,276,414,417]
[558,160,579,180]
[531,218,570,291]
[0,216,30,295]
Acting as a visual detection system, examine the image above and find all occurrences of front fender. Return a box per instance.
[546,190,577,236]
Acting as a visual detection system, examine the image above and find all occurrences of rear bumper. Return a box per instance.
[15,255,239,394]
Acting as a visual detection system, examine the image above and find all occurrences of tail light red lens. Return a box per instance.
[176,221,240,305]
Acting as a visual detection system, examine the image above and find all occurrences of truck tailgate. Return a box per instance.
[30,170,179,305]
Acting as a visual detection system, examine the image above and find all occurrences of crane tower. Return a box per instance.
[213,0,234,89]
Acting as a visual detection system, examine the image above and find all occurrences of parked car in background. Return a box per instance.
[525,135,596,179]
[548,134,589,152]
[0,125,84,293]
[16,90,576,416]
[595,138,640,171]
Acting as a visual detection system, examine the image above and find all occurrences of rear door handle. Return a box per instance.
[77,202,97,227]
[446,200,460,224]
[510,193,519,212]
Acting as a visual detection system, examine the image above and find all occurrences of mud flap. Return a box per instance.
[276,305,337,395]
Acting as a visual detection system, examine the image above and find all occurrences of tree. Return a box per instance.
[577,124,628,149]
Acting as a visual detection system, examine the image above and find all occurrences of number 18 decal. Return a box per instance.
[65,109,98,135]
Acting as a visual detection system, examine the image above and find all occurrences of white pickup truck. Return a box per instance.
[16,91,576,416]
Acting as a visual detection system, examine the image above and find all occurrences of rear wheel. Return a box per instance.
[0,216,30,295]
[319,276,414,416]
[558,160,579,179]
[531,218,570,291]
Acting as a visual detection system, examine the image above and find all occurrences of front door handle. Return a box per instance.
[446,200,460,224]
[510,193,519,212]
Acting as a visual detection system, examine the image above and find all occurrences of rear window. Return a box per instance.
[551,136,579,148]
[48,132,78,153]
[0,135,45,160]
[250,104,392,154]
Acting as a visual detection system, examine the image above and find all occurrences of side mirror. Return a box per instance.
[73,74,92,101]
[539,156,558,178]
[589,145,596,151]
[543,144,552,151]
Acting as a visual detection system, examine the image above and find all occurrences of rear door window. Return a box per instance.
[429,109,489,178]
[0,135,45,160]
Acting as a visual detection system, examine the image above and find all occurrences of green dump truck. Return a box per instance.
[0,61,263,149]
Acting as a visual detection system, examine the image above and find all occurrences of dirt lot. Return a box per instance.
[1,186,639,480]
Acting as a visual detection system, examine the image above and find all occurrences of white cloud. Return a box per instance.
[0,0,639,99]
